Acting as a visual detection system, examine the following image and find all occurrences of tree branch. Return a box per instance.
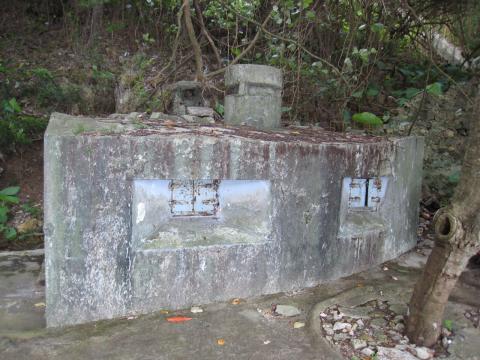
[193,0,222,67]
[150,4,184,87]
[205,8,274,79]
[216,1,348,87]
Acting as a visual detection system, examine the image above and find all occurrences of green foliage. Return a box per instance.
[366,85,380,98]
[1,60,82,114]
[204,0,260,29]
[31,67,54,80]
[106,21,127,34]
[443,319,453,332]
[0,96,47,151]
[448,1,480,59]
[352,112,383,127]
[2,0,476,129]
[141,33,155,47]
[426,82,443,96]
[21,202,41,218]
[448,170,461,184]
[73,124,87,135]
[0,186,21,204]
[214,102,224,116]
[26,67,66,107]
[115,53,165,113]
[92,65,115,82]
[3,98,22,113]
[0,186,20,241]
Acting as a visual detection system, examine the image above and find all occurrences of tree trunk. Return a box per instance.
[183,0,204,81]
[88,2,103,46]
[406,92,480,346]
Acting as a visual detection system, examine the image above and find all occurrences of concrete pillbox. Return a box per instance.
[44,113,423,327]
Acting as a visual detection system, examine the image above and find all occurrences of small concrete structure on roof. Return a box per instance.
[225,64,283,129]
[44,111,424,327]
[168,80,205,115]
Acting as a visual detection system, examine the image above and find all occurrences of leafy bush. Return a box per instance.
[0,97,47,152]
[24,67,83,109]
[352,112,383,127]
[0,186,20,240]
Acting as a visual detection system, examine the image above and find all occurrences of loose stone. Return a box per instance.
[333,322,351,331]
[415,346,434,359]
[370,318,387,327]
[377,346,418,360]
[323,326,334,336]
[361,347,375,357]
[293,321,305,329]
[275,305,301,317]
[352,338,367,350]
[333,333,349,342]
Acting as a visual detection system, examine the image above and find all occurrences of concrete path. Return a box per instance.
[0,248,479,360]
[0,249,340,360]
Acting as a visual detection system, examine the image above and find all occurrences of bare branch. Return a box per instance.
[150,4,185,87]
[215,1,349,87]
[193,0,222,67]
[205,8,274,79]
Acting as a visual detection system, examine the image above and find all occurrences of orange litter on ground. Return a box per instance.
[166,316,193,323]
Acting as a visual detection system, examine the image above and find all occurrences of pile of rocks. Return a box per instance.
[319,300,452,359]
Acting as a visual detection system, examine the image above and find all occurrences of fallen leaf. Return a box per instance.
[263,340,271,345]
[166,316,192,323]
[127,316,137,320]
[293,321,305,329]
[160,310,169,314]
[231,298,241,305]
[217,338,225,346]
[163,120,176,128]
[17,218,41,234]
[34,302,46,308]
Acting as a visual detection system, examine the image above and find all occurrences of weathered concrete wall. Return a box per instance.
[44,113,424,327]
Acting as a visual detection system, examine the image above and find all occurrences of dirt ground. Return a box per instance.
[0,142,44,205]
[0,142,43,251]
